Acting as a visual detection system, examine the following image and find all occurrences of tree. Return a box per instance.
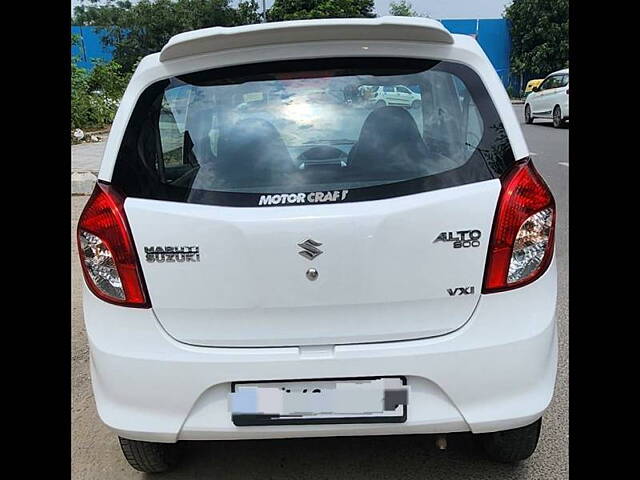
[72,0,261,73]
[73,0,132,26]
[235,0,262,25]
[504,0,568,77]
[71,34,130,131]
[389,0,427,17]
[267,0,375,22]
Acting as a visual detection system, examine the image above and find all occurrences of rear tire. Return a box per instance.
[411,100,420,109]
[375,100,386,108]
[524,104,533,124]
[118,437,182,473]
[553,106,564,128]
[477,418,542,463]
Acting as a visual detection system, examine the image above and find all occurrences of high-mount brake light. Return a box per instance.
[482,158,555,293]
[77,182,150,307]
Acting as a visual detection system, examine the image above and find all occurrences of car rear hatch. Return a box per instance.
[125,180,499,347]
[107,55,515,347]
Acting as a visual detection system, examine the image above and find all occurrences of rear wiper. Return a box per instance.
[182,130,194,165]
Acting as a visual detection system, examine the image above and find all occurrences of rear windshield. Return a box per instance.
[112,57,514,207]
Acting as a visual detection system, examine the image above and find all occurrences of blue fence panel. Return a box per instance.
[71,26,114,70]
[440,18,511,89]
[440,19,478,37]
[477,19,511,87]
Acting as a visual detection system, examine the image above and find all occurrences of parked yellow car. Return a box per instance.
[524,79,543,98]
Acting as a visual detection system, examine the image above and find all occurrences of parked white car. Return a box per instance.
[77,17,557,473]
[359,84,422,108]
[524,68,569,128]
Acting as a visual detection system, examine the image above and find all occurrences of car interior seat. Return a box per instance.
[216,118,295,188]
[348,106,430,180]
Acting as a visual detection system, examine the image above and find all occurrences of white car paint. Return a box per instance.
[524,68,569,126]
[85,259,556,441]
[126,180,498,347]
[159,16,454,62]
[82,17,555,451]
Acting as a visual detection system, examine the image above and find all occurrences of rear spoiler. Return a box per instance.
[159,16,454,63]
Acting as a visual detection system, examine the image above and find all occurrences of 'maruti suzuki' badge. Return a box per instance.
[144,246,200,263]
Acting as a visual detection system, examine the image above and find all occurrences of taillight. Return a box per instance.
[482,159,555,293]
[77,182,150,307]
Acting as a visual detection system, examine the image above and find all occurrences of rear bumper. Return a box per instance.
[85,259,558,443]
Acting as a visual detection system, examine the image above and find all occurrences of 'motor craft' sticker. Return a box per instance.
[258,190,349,206]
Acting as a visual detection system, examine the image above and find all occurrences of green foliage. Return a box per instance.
[236,0,262,24]
[504,0,568,77]
[87,59,131,99]
[506,85,521,100]
[389,0,425,17]
[73,0,132,26]
[73,0,261,72]
[267,0,375,22]
[71,33,84,59]
[71,35,130,131]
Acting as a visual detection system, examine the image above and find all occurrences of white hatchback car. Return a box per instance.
[524,68,569,128]
[77,17,557,473]
[359,84,422,108]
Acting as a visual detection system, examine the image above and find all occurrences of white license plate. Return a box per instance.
[230,377,408,426]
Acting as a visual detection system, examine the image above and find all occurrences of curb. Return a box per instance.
[72,171,98,195]
[71,130,110,146]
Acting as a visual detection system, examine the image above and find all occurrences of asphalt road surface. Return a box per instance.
[71,104,568,479]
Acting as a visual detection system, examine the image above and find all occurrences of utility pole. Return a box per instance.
[263,0,267,22]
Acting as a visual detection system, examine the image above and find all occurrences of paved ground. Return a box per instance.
[71,105,568,479]
[72,136,108,173]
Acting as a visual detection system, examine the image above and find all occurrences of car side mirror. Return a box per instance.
[532,86,540,92]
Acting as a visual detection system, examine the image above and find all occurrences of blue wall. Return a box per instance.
[71,19,513,88]
[71,26,114,70]
[440,18,511,88]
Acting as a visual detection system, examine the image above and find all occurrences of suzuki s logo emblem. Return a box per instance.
[298,239,323,260]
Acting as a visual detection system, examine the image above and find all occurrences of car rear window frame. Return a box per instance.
[111,57,515,207]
